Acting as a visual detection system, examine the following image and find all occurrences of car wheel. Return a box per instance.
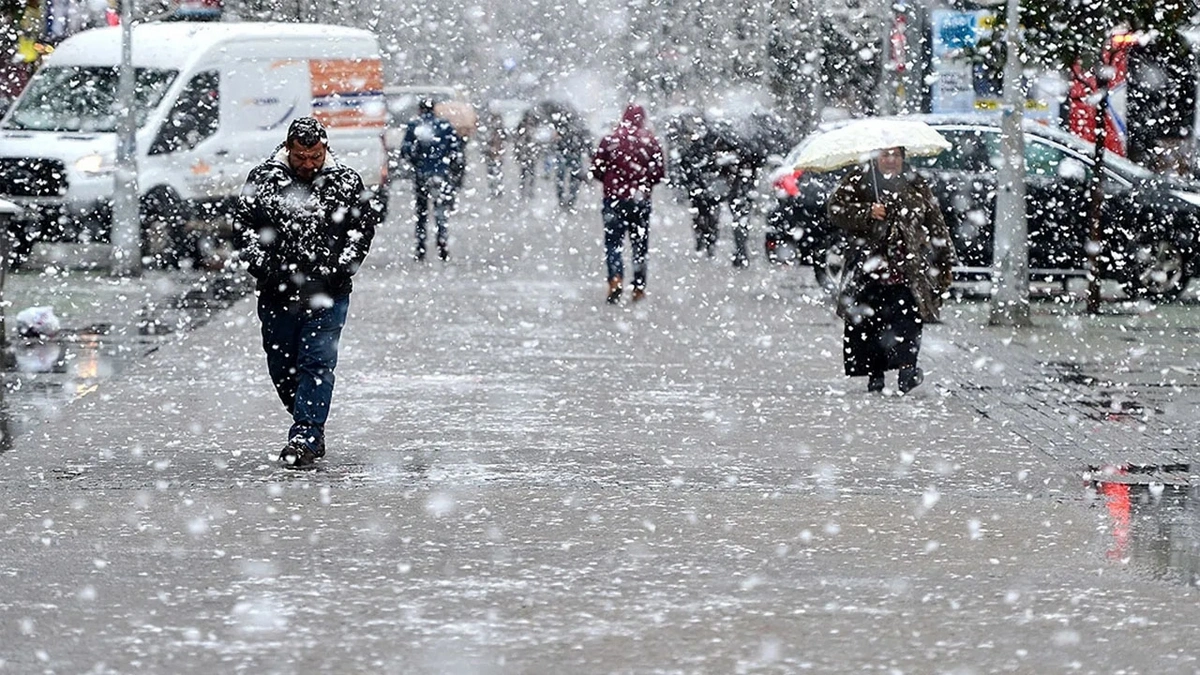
[140,187,191,269]
[1126,237,1188,302]
[814,235,846,292]
[765,234,798,265]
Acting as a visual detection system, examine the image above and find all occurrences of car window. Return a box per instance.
[1026,139,1090,181]
[912,128,994,172]
[150,70,219,155]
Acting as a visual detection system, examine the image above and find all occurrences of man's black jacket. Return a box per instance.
[235,147,383,303]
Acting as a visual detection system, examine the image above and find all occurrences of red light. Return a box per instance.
[773,170,802,198]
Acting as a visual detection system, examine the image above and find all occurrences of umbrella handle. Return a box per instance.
[871,162,880,202]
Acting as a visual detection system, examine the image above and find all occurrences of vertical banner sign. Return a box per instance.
[929,9,989,113]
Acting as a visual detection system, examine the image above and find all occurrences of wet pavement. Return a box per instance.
[4,175,1200,673]
[0,266,249,443]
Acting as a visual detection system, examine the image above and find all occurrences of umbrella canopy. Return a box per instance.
[793,118,952,172]
[435,100,478,139]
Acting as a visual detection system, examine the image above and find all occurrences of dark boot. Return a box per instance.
[606,277,623,304]
[867,373,885,393]
[899,366,924,394]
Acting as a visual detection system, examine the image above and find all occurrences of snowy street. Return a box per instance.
[3,169,1200,673]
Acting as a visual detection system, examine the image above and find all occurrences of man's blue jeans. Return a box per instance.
[603,198,651,290]
[257,293,349,448]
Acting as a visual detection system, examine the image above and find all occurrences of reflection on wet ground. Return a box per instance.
[0,271,251,445]
[1091,466,1200,587]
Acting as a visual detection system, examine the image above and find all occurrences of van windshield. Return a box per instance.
[3,66,178,132]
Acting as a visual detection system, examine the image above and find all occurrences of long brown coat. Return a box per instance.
[827,165,958,322]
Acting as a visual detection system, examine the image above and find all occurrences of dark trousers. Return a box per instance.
[729,189,754,264]
[257,294,350,446]
[843,283,922,377]
[689,192,719,255]
[413,174,455,256]
[603,198,651,290]
[556,154,582,209]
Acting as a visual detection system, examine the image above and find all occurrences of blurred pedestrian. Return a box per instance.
[479,109,508,199]
[827,146,957,394]
[514,108,543,201]
[400,97,465,261]
[675,114,767,265]
[675,113,722,256]
[552,110,590,211]
[721,130,767,269]
[590,103,666,304]
[235,116,383,467]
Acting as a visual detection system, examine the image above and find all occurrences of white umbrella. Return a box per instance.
[793,118,952,172]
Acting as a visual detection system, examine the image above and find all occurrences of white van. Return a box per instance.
[0,21,388,265]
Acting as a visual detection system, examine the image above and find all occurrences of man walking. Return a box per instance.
[401,98,465,261]
[236,117,383,468]
[590,103,665,303]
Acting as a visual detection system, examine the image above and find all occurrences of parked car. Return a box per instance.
[765,113,1200,300]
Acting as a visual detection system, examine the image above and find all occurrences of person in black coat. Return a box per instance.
[235,116,384,467]
[676,114,723,256]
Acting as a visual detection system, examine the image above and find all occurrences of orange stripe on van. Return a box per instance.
[309,59,384,97]
[313,109,386,129]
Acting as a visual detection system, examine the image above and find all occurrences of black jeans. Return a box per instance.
[413,174,456,255]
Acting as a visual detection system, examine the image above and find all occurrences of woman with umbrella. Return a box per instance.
[822,121,958,394]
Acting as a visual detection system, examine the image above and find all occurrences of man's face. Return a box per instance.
[287,140,326,182]
[876,147,904,176]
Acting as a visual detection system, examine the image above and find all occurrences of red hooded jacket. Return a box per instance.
[590,104,665,201]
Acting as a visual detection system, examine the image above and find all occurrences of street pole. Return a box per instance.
[110,0,141,277]
[1085,66,1111,315]
[988,0,1030,327]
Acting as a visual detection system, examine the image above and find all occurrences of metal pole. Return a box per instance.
[110,0,141,277]
[988,0,1030,327]
[1085,67,1110,315]
[0,209,9,352]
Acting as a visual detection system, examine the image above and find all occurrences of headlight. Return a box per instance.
[75,153,114,176]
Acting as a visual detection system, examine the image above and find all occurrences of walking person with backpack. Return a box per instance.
[401,97,465,261]
[590,103,666,304]
[235,117,383,467]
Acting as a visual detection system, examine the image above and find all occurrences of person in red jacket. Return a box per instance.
[590,103,665,303]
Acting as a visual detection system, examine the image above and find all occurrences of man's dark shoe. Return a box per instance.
[898,366,924,394]
[867,373,885,393]
[414,248,426,262]
[438,246,450,261]
[279,438,320,468]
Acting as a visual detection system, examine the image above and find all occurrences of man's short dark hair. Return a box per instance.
[287,116,328,147]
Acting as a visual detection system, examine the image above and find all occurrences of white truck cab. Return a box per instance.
[0,21,388,266]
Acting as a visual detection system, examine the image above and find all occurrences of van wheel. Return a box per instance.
[140,188,190,269]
